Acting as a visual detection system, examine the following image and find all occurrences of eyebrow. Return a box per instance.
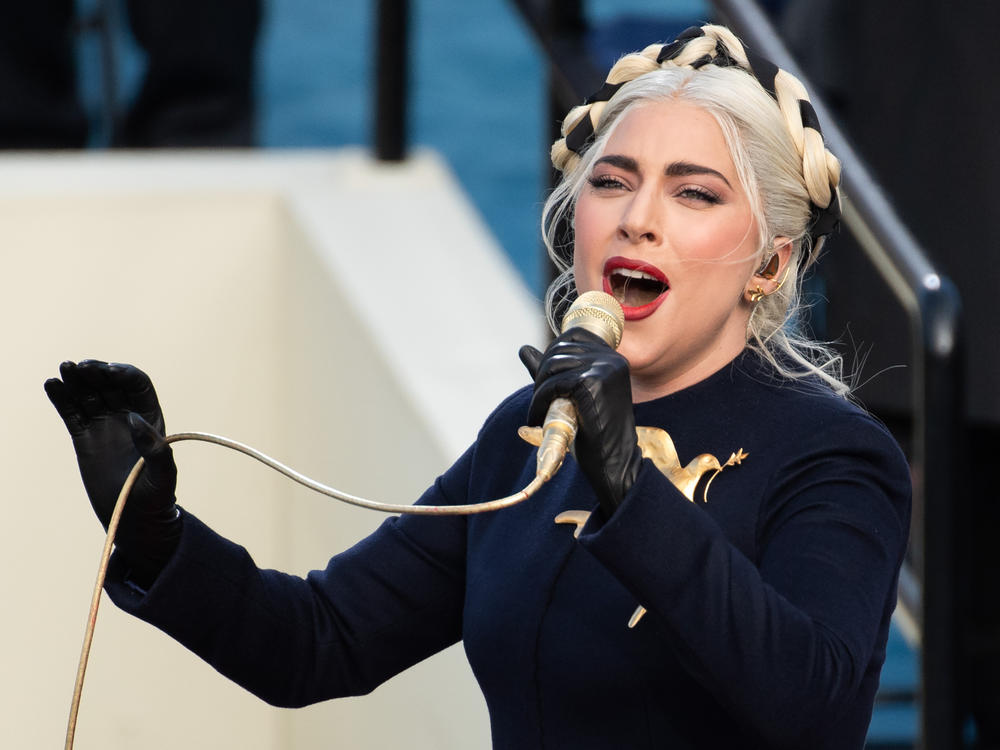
[594,154,733,189]
[665,160,733,189]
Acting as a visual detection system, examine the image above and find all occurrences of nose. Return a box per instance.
[617,186,661,245]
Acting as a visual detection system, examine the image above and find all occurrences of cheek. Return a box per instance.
[571,199,605,281]
[572,197,599,250]
[668,209,756,262]
[680,258,757,302]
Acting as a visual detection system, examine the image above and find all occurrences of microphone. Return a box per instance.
[535,290,625,481]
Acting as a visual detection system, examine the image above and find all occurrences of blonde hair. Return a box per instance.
[543,25,848,395]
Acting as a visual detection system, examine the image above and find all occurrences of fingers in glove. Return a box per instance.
[524,329,620,425]
[67,360,165,432]
[518,345,544,380]
[97,369,130,412]
[58,361,109,420]
[527,357,626,426]
[111,363,164,426]
[529,329,613,383]
[74,359,129,414]
[44,375,90,436]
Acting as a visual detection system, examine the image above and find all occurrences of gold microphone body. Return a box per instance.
[535,291,625,481]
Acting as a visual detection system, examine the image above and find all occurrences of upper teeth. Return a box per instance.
[612,268,659,282]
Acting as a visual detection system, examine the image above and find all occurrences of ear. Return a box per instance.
[744,238,793,302]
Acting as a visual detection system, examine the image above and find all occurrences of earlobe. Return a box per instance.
[747,284,768,304]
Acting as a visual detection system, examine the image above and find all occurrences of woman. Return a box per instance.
[46,25,910,749]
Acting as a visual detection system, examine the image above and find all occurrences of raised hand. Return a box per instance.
[45,360,180,586]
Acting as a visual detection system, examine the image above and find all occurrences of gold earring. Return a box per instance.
[748,267,791,303]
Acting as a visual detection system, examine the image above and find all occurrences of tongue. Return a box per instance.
[610,274,666,307]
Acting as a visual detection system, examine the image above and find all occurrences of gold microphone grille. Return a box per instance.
[561,291,625,348]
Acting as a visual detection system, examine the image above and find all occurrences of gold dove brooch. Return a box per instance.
[518,424,747,629]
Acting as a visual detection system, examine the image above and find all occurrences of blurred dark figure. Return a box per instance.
[0,1,87,147]
[779,0,1000,744]
[0,0,261,148]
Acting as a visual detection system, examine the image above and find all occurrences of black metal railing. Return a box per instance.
[507,2,965,748]
[706,10,965,749]
[374,0,409,161]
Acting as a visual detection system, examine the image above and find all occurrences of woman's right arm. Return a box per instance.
[47,360,472,707]
[104,470,471,708]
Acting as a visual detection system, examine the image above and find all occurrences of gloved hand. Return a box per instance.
[519,328,642,519]
[45,360,180,587]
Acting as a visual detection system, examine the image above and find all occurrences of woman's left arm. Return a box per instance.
[577,417,911,747]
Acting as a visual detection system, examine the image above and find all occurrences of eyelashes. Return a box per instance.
[587,174,627,190]
[677,186,721,204]
[586,174,722,205]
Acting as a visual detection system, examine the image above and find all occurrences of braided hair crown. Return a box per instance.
[550,24,841,253]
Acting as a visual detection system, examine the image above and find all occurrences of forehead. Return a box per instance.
[601,100,736,175]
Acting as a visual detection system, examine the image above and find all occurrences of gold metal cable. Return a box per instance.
[66,430,548,750]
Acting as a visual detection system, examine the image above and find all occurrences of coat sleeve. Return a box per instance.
[103,446,474,708]
[577,412,911,747]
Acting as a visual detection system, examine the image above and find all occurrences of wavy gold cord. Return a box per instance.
[66,431,548,750]
[66,456,145,750]
[166,432,546,515]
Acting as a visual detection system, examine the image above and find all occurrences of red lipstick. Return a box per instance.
[602,257,670,321]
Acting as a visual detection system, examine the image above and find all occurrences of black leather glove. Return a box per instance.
[519,328,642,518]
[45,360,180,587]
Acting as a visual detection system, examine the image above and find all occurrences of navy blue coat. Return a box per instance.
[106,351,911,748]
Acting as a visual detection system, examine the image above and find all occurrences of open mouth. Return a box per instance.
[603,258,670,319]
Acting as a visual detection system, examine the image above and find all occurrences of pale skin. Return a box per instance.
[572,99,791,402]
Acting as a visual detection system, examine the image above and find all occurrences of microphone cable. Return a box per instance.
[66,431,549,749]
[65,291,624,750]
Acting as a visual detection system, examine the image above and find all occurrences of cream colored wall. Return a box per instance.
[0,150,543,748]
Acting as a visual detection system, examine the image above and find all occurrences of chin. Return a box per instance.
[618,341,667,379]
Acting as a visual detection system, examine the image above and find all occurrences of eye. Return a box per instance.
[676,185,721,204]
[587,174,628,191]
